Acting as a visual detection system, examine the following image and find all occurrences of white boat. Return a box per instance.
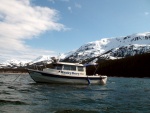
[28,62,107,85]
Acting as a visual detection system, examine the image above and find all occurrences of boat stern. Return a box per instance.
[100,76,107,85]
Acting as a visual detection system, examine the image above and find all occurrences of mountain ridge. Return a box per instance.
[0,32,150,68]
[63,32,150,63]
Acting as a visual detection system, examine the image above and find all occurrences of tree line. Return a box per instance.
[86,53,150,77]
[0,68,27,73]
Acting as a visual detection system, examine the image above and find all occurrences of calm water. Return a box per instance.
[0,74,150,113]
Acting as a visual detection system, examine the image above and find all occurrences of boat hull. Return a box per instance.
[28,69,107,85]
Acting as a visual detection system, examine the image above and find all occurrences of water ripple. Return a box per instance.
[0,99,28,105]
[0,74,150,113]
[54,109,99,113]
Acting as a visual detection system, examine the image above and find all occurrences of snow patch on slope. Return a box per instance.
[31,55,52,63]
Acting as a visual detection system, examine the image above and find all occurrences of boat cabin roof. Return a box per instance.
[53,62,84,67]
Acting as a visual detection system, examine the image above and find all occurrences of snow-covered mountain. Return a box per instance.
[0,55,53,68]
[0,55,67,68]
[63,32,150,62]
[30,55,52,64]
[1,32,150,68]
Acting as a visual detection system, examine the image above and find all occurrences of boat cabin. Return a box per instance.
[43,62,86,76]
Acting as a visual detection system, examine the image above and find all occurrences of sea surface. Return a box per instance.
[0,74,150,113]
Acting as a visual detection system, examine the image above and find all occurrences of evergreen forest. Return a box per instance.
[86,53,150,77]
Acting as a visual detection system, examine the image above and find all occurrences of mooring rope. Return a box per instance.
[12,74,22,82]
[87,76,91,85]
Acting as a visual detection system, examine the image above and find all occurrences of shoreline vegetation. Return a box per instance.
[0,69,27,74]
[87,53,150,78]
[0,73,28,75]
[0,53,150,78]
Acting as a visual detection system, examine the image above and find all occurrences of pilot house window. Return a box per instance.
[55,65,62,70]
[63,65,76,71]
[70,66,76,71]
[78,66,84,71]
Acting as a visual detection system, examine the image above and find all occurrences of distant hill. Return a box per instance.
[0,55,53,69]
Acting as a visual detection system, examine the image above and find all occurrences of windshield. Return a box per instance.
[55,64,63,70]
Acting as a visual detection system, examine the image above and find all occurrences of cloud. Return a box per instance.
[67,3,82,13]
[61,0,70,2]
[0,47,56,62]
[68,6,72,13]
[48,0,55,4]
[0,0,66,62]
[75,3,82,9]
[144,12,149,16]
[48,0,69,3]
